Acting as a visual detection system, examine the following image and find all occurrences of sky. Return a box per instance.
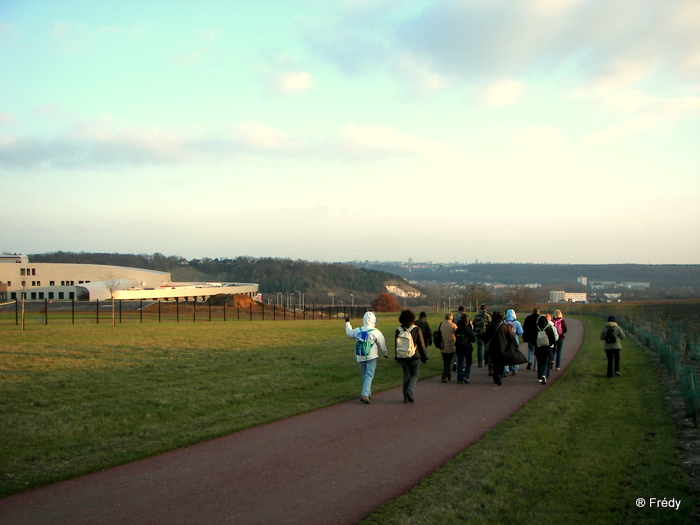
[1,0,699,265]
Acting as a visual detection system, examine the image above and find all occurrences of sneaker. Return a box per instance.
[403,394,409,403]
[360,396,371,404]
[526,362,532,370]
[494,375,502,386]
[512,369,517,375]
[556,367,561,371]
[462,379,470,384]
[407,392,414,403]
[614,371,621,376]
[541,376,547,385]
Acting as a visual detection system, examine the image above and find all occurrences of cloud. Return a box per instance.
[482,80,524,107]
[308,0,700,91]
[259,52,315,94]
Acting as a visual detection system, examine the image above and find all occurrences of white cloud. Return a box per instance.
[277,71,314,92]
[482,80,524,107]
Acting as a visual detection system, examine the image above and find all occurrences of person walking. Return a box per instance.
[345,311,388,404]
[534,314,557,385]
[478,311,518,386]
[394,309,429,403]
[600,315,625,378]
[473,305,492,370]
[522,307,540,371]
[439,312,457,383]
[503,309,524,375]
[455,314,477,383]
[414,311,433,349]
[551,309,568,371]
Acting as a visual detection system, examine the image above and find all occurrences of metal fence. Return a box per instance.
[0,299,369,326]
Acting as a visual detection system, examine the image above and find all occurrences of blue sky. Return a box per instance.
[1,0,699,264]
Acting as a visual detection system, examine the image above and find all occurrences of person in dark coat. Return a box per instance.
[455,315,477,383]
[394,309,428,403]
[414,311,433,348]
[522,307,540,370]
[478,311,517,386]
[534,314,557,385]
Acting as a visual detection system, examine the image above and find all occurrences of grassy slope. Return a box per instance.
[362,317,697,524]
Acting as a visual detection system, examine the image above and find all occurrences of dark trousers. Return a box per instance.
[605,349,620,377]
[441,352,454,380]
[400,358,421,396]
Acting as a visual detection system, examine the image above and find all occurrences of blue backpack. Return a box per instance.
[355,329,376,356]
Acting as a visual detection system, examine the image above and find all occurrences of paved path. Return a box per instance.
[0,319,583,525]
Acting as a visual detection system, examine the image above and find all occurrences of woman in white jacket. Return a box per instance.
[345,311,388,404]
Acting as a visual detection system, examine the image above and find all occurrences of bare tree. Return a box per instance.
[503,285,536,312]
[103,276,122,327]
[461,284,494,315]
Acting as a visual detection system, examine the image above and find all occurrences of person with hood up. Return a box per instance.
[478,311,518,386]
[414,311,433,348]
[600,315,625,378]
[534,314,557,385]
[455,314,477,384]
[394,309,429,403]
[503,309,524,376]
[345,311,388,404]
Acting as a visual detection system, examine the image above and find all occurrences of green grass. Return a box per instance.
[1,313,440,497]
[362,317,697,524]
[1,315,696,524]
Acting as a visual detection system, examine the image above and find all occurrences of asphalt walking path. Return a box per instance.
[0,319,583,525]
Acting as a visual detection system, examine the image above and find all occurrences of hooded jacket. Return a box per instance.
[504,309,524,345]
[345,311,388,362]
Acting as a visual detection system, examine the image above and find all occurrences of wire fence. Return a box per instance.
[0,299,370,326]
[565,303,700,428]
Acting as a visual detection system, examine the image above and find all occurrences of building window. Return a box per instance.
[58,292,64,300]
[69,292,75,300]
[49,292,54,299]
[11,292,16,300]
[20,269,26,276]
[50,281,55,286]
[37,281,41,286]
[39,292,44,299]
[7,281,10,286]
[31,292,37,300]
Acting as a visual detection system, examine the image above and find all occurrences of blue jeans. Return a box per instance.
[553,339,564,368]
[456,350,472,382]
[359,358,377,398]
[476,337,485,366]
[400,358,421,396]
[527,343,536,364]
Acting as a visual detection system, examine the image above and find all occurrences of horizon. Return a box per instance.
[1,1,699,265]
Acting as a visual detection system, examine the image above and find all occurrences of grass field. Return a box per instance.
[1,314,697,523]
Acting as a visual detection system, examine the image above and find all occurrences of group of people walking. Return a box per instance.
[345,305,624,404]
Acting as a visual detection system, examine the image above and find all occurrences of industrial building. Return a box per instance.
[0,254,258,303]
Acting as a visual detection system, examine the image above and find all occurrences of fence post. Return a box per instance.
[96,299,99,324]
[15,298,18,326]
[250,303,253,321]
[158,300,161,323]
[209,301,212,322]
[193,300,197,322]
[72,298,75,324]
[176,297,180,323]
[45,298,48,325]
[140,299,143,323]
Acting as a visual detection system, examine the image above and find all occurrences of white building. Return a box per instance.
[0,254,258,302]
[549,290,588,303]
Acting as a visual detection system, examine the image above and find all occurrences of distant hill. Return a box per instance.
[27,252,409,304]
[348,261,700,293]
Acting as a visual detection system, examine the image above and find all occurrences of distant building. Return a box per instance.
[0,255,258,302]
[577,276,588,286]
[549,290,588,303]
[620,282,650,289]
[385,284,422,298]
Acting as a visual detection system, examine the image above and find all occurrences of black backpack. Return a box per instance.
[604,326,617,344]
